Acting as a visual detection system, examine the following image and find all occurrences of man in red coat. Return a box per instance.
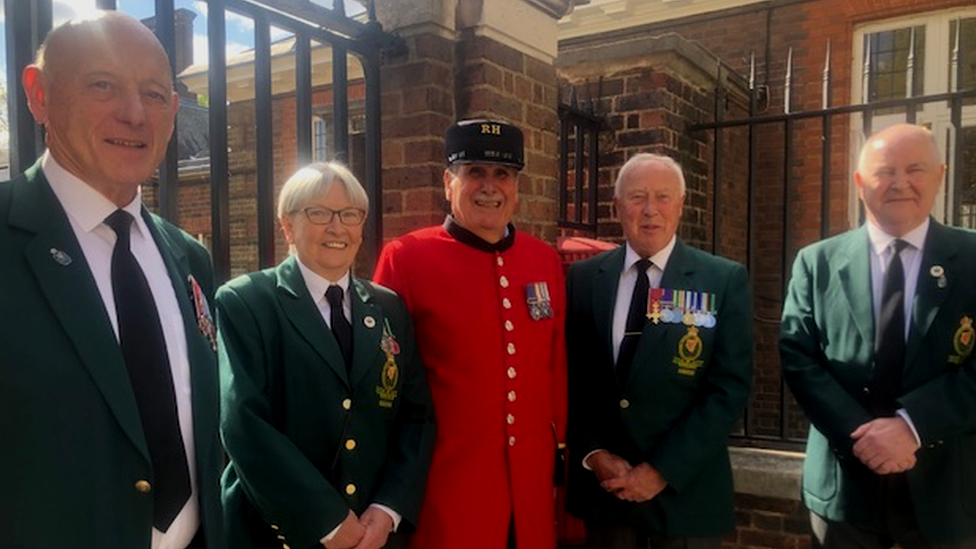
[374,119,568,549]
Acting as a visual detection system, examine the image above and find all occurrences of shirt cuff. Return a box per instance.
[369,503,402,533]
[896,408,922,447]
[322,522,342,543]
[320,504,402,544]
[582,449,606,471]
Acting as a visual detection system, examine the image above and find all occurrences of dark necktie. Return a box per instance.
[105,210,190,531]
[872,239,908,416]
[617,258,651,385]
[326,285,353,368]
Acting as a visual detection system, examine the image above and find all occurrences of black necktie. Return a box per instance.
[105,210,190,531]
[617,258,651,385]
[872,239,908,416]
[326,285,353,368]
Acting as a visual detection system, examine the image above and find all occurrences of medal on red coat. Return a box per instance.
[525,281,553,320]
[188,274,217,351]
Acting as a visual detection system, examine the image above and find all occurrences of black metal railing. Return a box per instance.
[692,39,976,446]
[557,86,606,234]
[3,0,401,283]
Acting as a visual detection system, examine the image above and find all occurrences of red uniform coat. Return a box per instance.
[374,219,567,549]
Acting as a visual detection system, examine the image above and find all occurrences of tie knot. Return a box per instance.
[105,209,135,238]
[635,258,652,273]
[891,239,908,255]
[326,285,344,308]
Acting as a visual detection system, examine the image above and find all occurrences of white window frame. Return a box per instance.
[849,7,976,229]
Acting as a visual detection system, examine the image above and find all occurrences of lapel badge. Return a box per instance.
[376,319,400,408]
[49,248,72,266]
[525,281,553,321]
[673,325,705,376]
[188,274,217,352]
[949,316,975,365]
[930,265,947,289]
[364,315,376,328]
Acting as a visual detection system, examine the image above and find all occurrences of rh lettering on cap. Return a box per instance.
[481,123,502,135]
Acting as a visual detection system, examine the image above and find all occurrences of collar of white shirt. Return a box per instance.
[42,151,148,238]
[866,218,928,258]
[623,235,677,280]
[295,257,351,305]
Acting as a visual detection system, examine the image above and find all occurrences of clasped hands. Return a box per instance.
[850,416,920,475]
[585,450,667,503]
[323,507,393,549]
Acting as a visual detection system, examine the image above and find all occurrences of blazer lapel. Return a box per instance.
[10,165,147,459]
[349,278,384,388]
[907,221,955,365]
[276,256,349,383]
[837,229,875,350]
[144,212,219,466]
[593,247,624,363]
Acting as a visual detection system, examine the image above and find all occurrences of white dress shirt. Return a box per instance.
[43,152,199,549]
[611,237,677,363]
[584,236,677,469]
[865,219,928,444]
[293,259,402,539]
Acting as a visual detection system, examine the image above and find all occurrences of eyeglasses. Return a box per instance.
[295,206,366,226]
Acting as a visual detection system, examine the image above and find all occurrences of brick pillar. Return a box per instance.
[557,34,750,256]
[375,0,571,244]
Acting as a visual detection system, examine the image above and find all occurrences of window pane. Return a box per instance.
[313,117,328,162]
[953,127,976,228]
[866,26,925,112]
[949,18,976,106]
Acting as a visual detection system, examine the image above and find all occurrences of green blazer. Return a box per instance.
[217,256,436,549]
[780,222,976,542]
[566,241,753,537]
[0,163,224,548]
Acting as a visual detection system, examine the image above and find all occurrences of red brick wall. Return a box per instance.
[379,33,457,244]
[727,494,813,549]
[557,0,973,444]
[390,32,563,244]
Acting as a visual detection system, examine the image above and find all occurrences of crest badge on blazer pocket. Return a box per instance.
[673,325,705,376]
[949,316,975,365]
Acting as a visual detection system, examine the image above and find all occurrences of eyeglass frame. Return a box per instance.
[292,206,367,226]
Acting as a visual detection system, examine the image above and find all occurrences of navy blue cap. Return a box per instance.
[445,119,524,170]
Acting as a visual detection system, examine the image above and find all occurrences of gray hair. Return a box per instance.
[277,161,369,218]
[614,153,686,197]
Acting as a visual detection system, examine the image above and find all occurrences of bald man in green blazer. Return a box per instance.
[0,13,223,549]
[566,153,753,549]
[781,124,976,547]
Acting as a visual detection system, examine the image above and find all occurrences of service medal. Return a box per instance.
[188,275,217,351]
[525,281,553,321]
[380,318,401,355]
[647,288,664,324]
[376,320,401,407]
